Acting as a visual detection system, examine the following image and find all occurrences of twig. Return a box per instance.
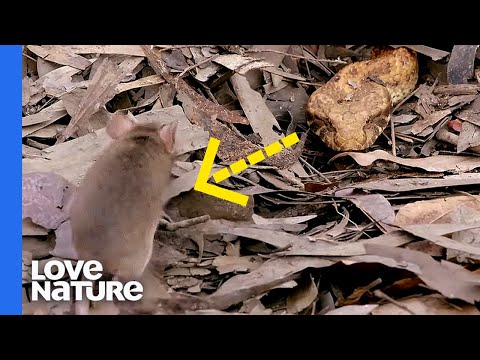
[428,77,440,94]
[373,289,417,315]
[36,97,57,113]
[245,48,347,64]
[364,278,383,291]
[154,45,213,52]
[392,86,421,113]
[22,52,37,62]
[299,157,332,183]
[158,215,211,231]
[453,190,480,204]
[177,54,220,79]
[390,116,397,157]
[304,56,312,79]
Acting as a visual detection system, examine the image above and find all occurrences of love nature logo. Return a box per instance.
[31,259,143,302]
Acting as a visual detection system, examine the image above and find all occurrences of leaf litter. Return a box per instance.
[21,44,480,315]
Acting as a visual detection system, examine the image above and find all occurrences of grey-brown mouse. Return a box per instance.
[69,112,177,284]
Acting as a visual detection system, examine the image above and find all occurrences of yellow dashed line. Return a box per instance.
[247,150,265,166]
[212,168,231,183]
[212,132,299,183]
[281,132,300,148]
[264,141,283,157]
[230,159,248,174]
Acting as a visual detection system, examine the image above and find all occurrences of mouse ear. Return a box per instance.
[107,110,136,139]
[159,121,177,154]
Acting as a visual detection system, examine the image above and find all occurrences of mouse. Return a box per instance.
[68,111,177,313]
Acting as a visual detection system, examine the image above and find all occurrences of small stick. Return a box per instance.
[177,54,220,79]
[453,190,480,204]
[390,115,397,157]
[299,157,332,183]
[22,52,37,62]
[158,215,211,231]
[392,86,421,113]
[373,289,417,315]
[245,48,347,64]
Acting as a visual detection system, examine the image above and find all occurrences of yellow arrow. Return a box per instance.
[194,133,300,207]
[194,138,250,207]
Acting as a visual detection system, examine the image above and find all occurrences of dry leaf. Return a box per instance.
[240,298,273,315]
[209,256,334,310]
[194,64,221,82]
[411,109,452,135]
[392,45,449,61]
[448,94,478,107]
[263,67,306,82]
[286,275,318,314]
[22,172,74,230]
[243,45,291,89]
[372,295,480,315]
[448,206,480,262]
[163,163,201,204]
[22,251,32,284]
[332,150,480,172]
[202,220,298,249]
[230,73,281,143]
[364,244,480,304]
[33,65,84,99]
[405,240,445,257]
[114,75,165,94]
[22,218,48,236]
[28,124,66,139]
[27,45,93,70]
[213,54,274,74]
[456,97,480,126]
[60,88,111,135]
[447,45,479,85]
[343,193,395,228]
[62,45,145,57]
[22,100,67,128]
[323,208,349,238]
[257,172,298,191]
[57,57,139,143]
[161,49,188,71]
[266,84,310,124]
[393,114,418,124]
[51,220,78,260]
[286,231,414,257]
[23,237,54,259]
[252,214,317,225]
[36,58,62,78]
[325,304,379,315]
[398,224,480,256]
[352,173,480,192]
[458,122,480,153]
[213,255,263,275]
[395,195,480,226]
